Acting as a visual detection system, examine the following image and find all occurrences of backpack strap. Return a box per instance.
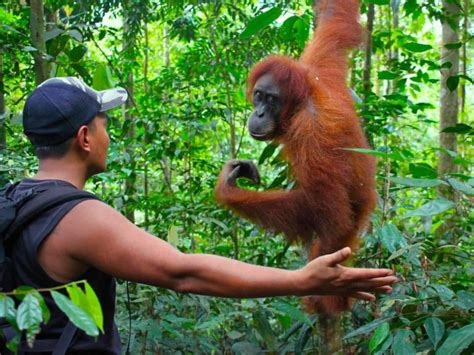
[4,186,99,243]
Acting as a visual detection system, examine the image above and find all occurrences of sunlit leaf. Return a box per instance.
[258,143,278,165]
[51,291,99,337]
[167,225,179,247]
[241,7,282,39]
[369,322,390,352]
[93,63,115,90]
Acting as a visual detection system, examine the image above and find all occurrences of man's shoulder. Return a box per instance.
[60,198,128,235]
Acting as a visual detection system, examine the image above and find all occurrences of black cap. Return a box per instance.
[23,77,128,147]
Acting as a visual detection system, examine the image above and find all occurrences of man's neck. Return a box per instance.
[33,158,89,190]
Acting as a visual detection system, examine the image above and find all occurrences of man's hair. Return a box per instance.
[33,115,104,159]
[34,138,75,159]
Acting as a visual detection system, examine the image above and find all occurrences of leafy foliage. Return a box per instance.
[0,0,472,353]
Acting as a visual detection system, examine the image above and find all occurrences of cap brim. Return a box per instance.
[99,88,128,111]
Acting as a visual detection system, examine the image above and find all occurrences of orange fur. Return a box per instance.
[215,0,376,314]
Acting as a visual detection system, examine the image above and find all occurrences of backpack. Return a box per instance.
[0,182,99,354]
[0,182,99,292]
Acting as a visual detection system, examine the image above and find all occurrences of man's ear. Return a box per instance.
[76,125,91,152]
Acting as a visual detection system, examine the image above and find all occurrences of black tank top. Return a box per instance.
[9,179,121,354]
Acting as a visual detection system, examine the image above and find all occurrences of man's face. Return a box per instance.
[88,114,110,175]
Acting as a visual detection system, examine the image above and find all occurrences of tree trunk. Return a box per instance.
[160,25,173,193]
[438,0,460,197]
[122,1,137,223]
[0,49,5,152]
[363,4,375,100]
[460,0,468,114]
[29,0,49,85]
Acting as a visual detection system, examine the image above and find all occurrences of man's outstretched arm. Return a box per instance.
[43,200,396,300]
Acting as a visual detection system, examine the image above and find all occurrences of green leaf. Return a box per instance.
[447,75,459,91]
[369,0,390,4]
[66,283,104,333]
[447,178,474,195]
[241,7,282,39]
[30,290,50,324]
[403,42,432,52]
[44,28,64,42]
[378,71,398,80]
[340,148,401,160]
[71,63,91,82]
[392,329,416,355]
[279,15,298,41]
[167,225,179,247]
[69,45,87,62]
[432,284,455,301]
[83,283,104,332]
[409,162,437,178]
[227,330,244,340]
[455,291,474,310]
[402,198,455,218]
[68,29,83,42]
[377,223,407,253]
[295,323,313,354]
[16,294,42,347]
[424,317,445,349]
[441,123,472,134]
[444,42,462,49]
[51,291,99,337]
[273,301,312,326]
[435,323,474,355]
[344,317,393,339]
[258,143,278,165]
[93,63,115,90]
[390,177,446,188]
[253,308,277,351]
[232,341,261,355]
[0,295,16,322]
[292,17,310,48]
[22,46,38,52]
[369,322,390,352]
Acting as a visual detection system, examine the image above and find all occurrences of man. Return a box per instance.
[3,77,396,353]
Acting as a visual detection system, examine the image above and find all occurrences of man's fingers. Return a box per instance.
[323,247,352,266]
[343,267,395,281]
[350,292,376,301]
[373,285,393,293]
[351,276,398,291]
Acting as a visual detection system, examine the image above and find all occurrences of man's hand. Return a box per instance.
[296,247,397,301]
[222,159,260,186]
